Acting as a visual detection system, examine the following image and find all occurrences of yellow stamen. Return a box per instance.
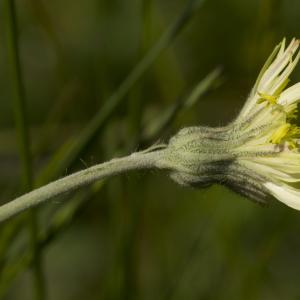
[257,92,278,105]
[269,123,291,144]
[286,125,300,149]
[269,123,300,148]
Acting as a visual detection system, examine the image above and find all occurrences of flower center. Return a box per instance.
[255,91,300,148]
[269,123,291,144]
[269,123,300,148]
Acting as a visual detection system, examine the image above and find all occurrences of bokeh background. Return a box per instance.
[1,0,300,299]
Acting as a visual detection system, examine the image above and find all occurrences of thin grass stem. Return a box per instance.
[37,0,208,184]
[4,0,46,299]
[0,64,221,295]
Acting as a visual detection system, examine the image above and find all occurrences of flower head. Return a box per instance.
[236,38,300,210]
[165,38,300,210]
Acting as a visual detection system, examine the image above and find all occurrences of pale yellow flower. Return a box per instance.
[167,38,300,210]
[235,38,300,209]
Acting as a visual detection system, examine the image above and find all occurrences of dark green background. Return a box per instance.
[1,0,300,299]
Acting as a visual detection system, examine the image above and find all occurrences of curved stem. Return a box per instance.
[0,150,167,224]
[37,0,207,184]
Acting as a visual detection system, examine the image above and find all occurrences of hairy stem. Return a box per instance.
[37,0,207,184]
[0,150,167,224]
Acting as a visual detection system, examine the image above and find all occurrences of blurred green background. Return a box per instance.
[1,0,300,299]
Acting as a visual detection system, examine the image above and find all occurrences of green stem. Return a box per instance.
[0,150,167,224]
[0,64,221,296]
[0,0,209,295]
[4,0,45,299]
[5,0,32,188]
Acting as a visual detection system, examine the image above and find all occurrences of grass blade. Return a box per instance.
[4,0,46,299]
[37,0,208,184]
